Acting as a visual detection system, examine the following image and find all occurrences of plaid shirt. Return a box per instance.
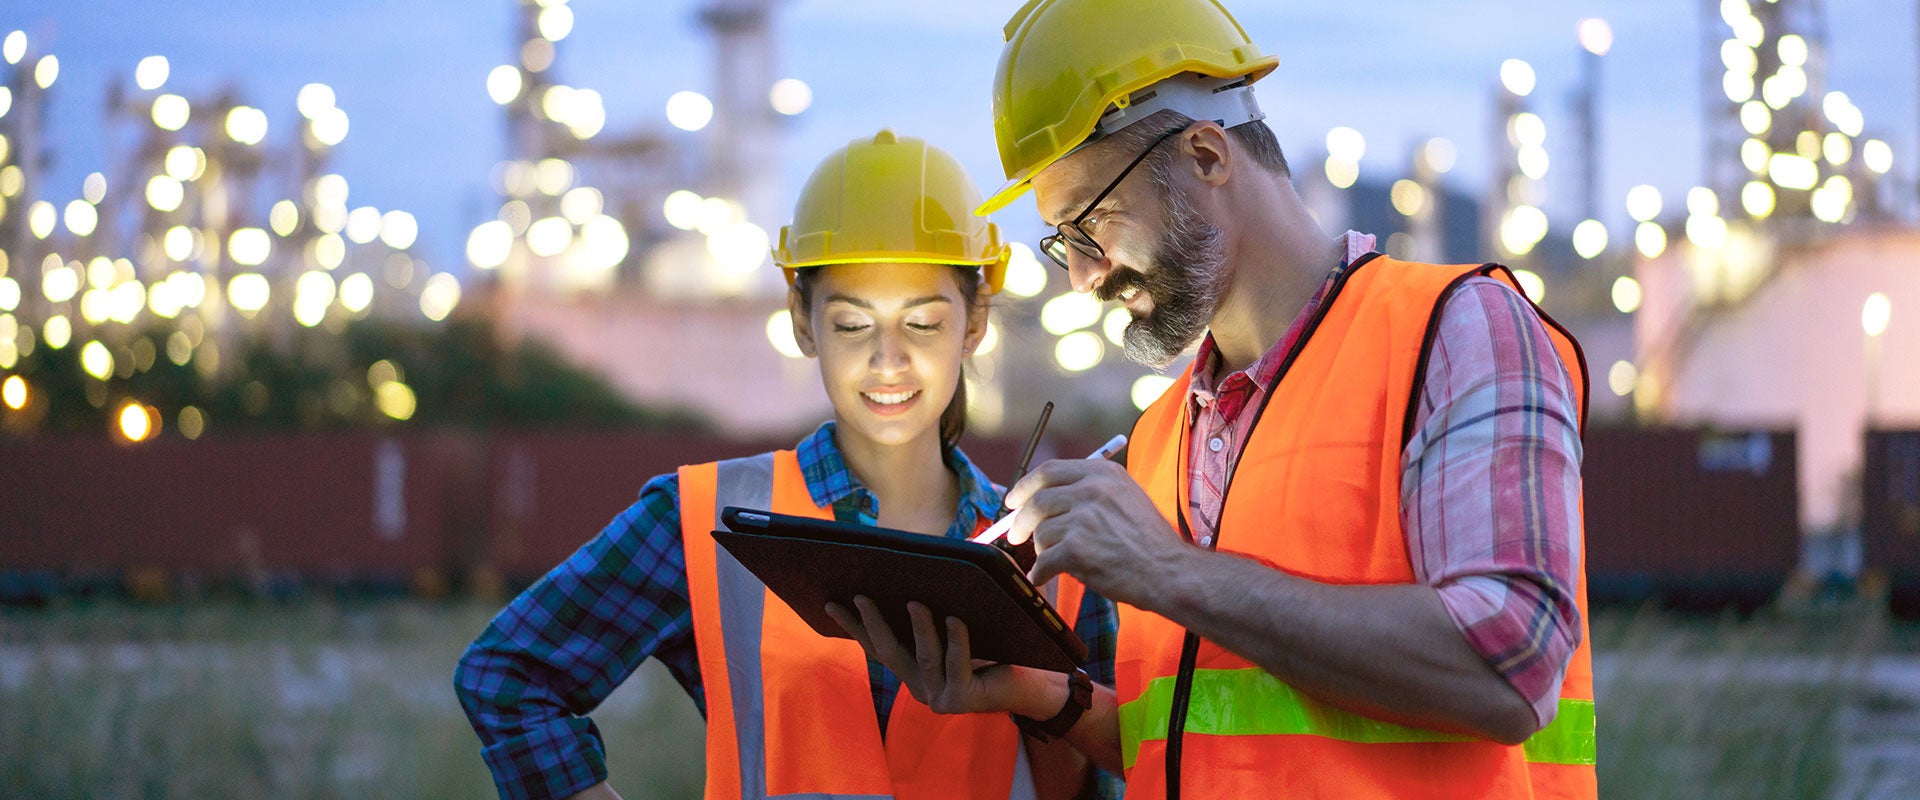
[1185,232,1583,728]
[455,422,1121,800]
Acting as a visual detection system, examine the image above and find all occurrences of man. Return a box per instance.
[833,0,1596,797]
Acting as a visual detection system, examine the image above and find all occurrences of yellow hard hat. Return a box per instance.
[979,0,1279,215]
[776,129,1009,294]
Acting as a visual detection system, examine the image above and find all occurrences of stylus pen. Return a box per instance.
[991,401,1054,523]
[970,433,1129,545]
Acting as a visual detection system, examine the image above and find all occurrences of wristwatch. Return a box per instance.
[1014,667,1093,743]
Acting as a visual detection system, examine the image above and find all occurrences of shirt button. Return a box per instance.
[1199,535,1214,547]
[1208,437,1224,452]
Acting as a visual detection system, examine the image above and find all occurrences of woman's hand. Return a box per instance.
[825,596,1067,719]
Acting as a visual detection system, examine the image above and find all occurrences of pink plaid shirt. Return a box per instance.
[1184,231,1583,726]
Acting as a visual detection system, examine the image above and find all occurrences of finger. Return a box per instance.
[1001,507,1034,546]
[1028,545,1067,587]
[1031,508,1080,553]
[944,616,974,687]
[855,595,915,672]
[1010,485,1083,546]
[1003,458,1098,511]
[824,602,874,652]
[1006,492,1052,545]
[908,602,943,677]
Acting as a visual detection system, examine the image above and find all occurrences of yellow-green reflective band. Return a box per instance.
[1524,697,1596,766]
[1118,668,1597,769]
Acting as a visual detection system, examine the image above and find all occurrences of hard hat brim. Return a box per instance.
[778,247,1012,295]
[976,55,1278,218]
[778,255,1002,270]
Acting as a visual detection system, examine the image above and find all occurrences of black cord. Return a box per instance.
[1164,629,1202,800]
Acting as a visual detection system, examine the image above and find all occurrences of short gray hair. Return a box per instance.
[1091,110,1290,181]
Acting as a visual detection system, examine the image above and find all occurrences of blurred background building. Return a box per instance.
[1,0,1919,601]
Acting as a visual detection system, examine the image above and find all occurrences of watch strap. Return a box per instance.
[1013,667,1092,743]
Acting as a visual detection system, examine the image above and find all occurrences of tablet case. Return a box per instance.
[713,506,1089,673]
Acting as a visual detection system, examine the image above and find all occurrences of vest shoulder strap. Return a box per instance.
[1397,262,1592,446]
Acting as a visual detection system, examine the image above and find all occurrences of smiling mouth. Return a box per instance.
[861,389,920,406]
[1115,285,1153,319]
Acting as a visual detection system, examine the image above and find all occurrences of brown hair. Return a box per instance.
[790,264,986,451]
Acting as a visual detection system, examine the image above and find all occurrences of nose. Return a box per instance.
[871,327,911,376]
[1065,246,1112,295]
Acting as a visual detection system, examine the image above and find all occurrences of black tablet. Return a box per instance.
[714,506,1088,673]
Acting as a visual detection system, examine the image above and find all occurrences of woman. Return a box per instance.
[455,130,1118,800]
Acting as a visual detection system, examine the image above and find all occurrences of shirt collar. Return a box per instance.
[1188,230,1378,402]
[946,445,1006,529]
[794,421,1003,530]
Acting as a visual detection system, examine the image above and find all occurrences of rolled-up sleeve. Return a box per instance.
[1400,277,1584,729]
[453,473,703,800]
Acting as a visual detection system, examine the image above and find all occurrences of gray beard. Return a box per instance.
[1099,184,1228,370]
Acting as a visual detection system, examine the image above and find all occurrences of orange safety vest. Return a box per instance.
[1116,256,1597,799]
[680,450,1089,800]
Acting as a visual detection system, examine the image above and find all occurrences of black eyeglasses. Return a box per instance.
[1037,128,1183,271]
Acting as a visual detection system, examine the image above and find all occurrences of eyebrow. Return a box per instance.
[1045,192,1095,228]
[1052,185,1119,228]
[823,293,954,310]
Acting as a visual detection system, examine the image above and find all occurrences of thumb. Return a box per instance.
[1027,545,1066,588]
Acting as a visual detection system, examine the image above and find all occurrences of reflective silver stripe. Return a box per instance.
[713,455,776,800]
[1008,740,1036,800]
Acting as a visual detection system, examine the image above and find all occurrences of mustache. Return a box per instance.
[1094,268,1148,303]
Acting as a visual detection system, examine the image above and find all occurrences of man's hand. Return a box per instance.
[1002,458,1189,606]
[824,596,1065,719]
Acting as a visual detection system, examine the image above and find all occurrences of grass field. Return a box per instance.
[0,601,705,799]
[1590,604,1918,799]
[2,600,1914,799]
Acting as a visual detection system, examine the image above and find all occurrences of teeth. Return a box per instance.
[1119,286,1140,301]
[863,390,918,405]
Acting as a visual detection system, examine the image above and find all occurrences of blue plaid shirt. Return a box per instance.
[455,422,1121,800]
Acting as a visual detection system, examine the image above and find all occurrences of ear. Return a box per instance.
[787,288,818,358]
[1179,121,1233,188]
[961,297,990,356]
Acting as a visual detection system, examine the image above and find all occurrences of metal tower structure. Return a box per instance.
[698,0,787,224]
[1487,59,1550,271]
[1701,0,1896,233]
[482,0,797,302]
